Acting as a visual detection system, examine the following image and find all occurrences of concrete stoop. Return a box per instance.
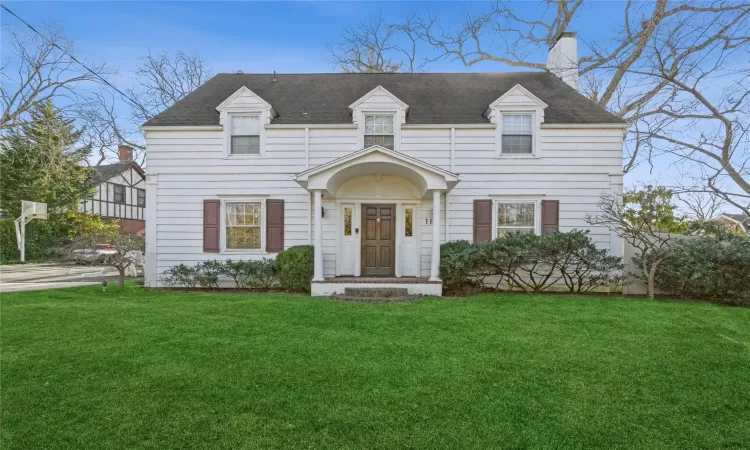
[331,287,419,303]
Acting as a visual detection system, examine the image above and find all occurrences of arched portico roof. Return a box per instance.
[293,145,460,197]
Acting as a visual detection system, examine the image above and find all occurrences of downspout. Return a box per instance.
[305,127,311,244]
[446,127,455,241]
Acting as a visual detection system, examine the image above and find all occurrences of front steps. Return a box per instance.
[331,287,418,303]
[311,277,443,297]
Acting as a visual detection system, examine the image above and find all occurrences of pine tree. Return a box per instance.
[0,102,94,217]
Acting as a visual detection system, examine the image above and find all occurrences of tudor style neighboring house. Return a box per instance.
[141,33,627,296]
[715,213,749,234]
[79,145,147,236]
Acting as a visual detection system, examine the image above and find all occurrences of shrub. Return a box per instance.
[160,264,200,288]
[556,231,625,293]
[440,230,624,294]
[276,245,314,292]
[440,240,486,291]
[195,260,223,289]
[655,235,750,306]
[221,259,255,289]
[247,258,278,290]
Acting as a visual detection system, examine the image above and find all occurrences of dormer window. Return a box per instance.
[486,84,548,158]
[364,114,395,149]
[230,115,260,155]
[216,86,275,159]
[501,114,533,154]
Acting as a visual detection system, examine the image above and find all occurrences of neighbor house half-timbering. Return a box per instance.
[78,145,146,236]
[141,33,627,296]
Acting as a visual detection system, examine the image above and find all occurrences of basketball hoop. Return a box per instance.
[14,200,48,263]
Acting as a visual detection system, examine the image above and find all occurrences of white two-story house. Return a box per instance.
[141,33,627,296]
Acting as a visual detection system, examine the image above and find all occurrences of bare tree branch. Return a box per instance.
[0,25,111,132]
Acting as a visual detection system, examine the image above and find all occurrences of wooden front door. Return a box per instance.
[361,204,396,276]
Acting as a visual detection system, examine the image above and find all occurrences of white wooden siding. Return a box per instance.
[145,125,623,285]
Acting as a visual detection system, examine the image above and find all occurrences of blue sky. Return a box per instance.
[0,1,682,188]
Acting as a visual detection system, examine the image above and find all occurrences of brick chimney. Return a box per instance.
[547,31,578,90]
[118,145,134,162]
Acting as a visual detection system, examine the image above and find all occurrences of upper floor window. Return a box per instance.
[137,188,146,207]
[364,114,394,150]
[230,115,260,155]
[113,184,126,204]
[501,114,533,154]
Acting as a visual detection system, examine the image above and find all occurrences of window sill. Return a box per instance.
[221,249,267,255]
[495,154,540,160]
[224,154,265,159]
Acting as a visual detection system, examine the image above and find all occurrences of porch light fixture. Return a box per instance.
[321,206,325,218]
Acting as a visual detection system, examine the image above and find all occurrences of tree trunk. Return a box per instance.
[646,260,662,300]
[118,267,126,288]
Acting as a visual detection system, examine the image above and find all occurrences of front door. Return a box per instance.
[361,204,395,276]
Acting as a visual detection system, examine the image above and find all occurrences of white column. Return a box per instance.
[430,190,442,281]
[313,190,324,281]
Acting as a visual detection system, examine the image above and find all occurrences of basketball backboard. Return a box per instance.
[21,200,48,220]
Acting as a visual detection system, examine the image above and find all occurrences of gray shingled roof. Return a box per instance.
[143,72,624,127]
[724,214,750,226]
[90,162,145,183]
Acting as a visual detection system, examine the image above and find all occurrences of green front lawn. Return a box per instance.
[2,285,749,449]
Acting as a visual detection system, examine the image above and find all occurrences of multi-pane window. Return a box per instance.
[230,115,261,155]
[501,114,533,154]
[497,202,536,236]
[226,202,262,249]
[113,184,126,204]
[137,189,146,207]
[364,115,395,149]
[344,207,352,236]
[404,208,413,237]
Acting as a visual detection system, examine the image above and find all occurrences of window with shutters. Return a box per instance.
[223,199,266,251]
[364,114,395,150]
[493,199,541,237]
[230,115,261,155]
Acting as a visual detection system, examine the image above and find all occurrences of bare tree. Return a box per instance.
[329,2,750,213]
[0,25,110,132]
[327,14,421,73]
[64,229,144,288]
[675,189,726,223]
[77,51,212,165]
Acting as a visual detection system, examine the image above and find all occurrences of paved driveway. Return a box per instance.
[0,264,135,293]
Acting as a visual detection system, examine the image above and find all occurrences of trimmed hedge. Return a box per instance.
[655,234,750,306]
[275,245,314,292]
[440,230,624,294]
[159,258,279,290]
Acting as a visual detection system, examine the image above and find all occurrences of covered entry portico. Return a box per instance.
[293,145,460,296]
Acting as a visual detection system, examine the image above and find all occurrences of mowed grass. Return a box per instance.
[2,285,749,449]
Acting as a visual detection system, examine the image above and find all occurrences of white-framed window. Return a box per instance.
[501,114,533,154]
[364,114,395,150]
[493,199,541,237]
[222,198,266,252]
[230,114,261,155]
